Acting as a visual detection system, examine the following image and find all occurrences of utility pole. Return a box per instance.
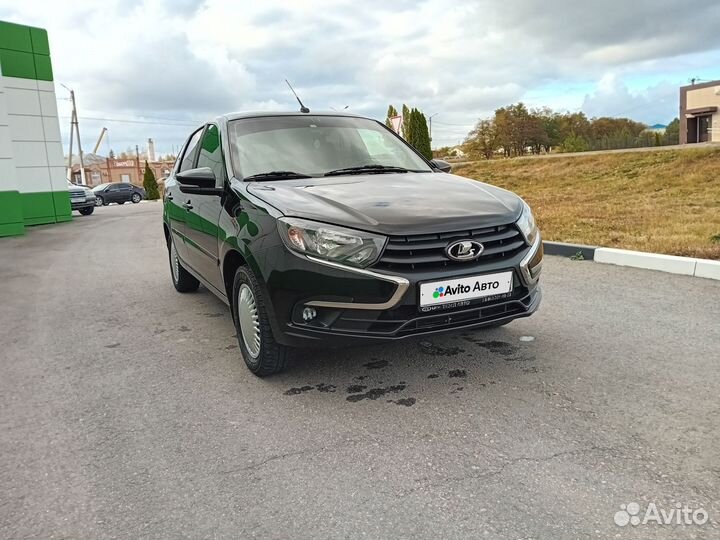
[135,145,142,184]
[428,112,439,148]
[66,110,74,181]
[70,90,86,185]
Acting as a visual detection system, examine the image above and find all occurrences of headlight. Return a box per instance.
[278,217,386,268]
[516,201,539,245]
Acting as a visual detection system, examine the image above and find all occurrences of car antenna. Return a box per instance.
[285,79,310,113]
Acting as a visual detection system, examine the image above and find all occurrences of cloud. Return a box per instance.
[0,0,717,151]
[581,74,679,124]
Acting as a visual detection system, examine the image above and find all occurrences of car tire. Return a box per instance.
[79,207,94,216]
[96,196,105,206]
[169,237,199,293]
[131,193,141,203]
[232,265,289,376]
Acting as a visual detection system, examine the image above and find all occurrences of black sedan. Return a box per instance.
[92,183,145,206]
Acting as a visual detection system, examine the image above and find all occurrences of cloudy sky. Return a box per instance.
[1,0,719,155]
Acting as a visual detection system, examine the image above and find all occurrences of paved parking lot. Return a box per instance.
[1,202,719,539]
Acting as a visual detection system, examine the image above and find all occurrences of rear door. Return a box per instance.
[164,127,203,261]
[118,183,133,202]
[183,123,225,292]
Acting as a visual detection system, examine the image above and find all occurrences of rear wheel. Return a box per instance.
[131,193,142,203]
[169,237,199,293]
[232,266,289,376]
[79,207,94,216]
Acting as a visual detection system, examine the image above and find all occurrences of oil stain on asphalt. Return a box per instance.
[419,341,464,356]
[346,384,407,402]
[362,359,389,370]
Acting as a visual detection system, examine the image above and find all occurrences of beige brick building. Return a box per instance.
[680,80,720,144]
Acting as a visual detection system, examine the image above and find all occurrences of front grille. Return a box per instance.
[325,288,535,336]
[374,224,527,271]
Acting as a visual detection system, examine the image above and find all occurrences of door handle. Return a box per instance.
[182,201,193,210]
[166,194,173,201]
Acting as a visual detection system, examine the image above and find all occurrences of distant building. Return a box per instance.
[679,79,720,144]
[70,154,175,187]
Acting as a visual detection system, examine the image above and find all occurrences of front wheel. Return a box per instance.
[169,237,199,293]
[131,193,142,203]
[79,206,94,216]
[232,266,289,376]
[95,196,104,207]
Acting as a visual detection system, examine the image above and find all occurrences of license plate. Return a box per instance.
[419,271,513,307]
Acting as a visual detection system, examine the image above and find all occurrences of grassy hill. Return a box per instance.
[454,147,720,260]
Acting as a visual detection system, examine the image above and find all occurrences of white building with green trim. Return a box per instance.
[0,20,70,237]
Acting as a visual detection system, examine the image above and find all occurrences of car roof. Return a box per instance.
[220,110,368,122]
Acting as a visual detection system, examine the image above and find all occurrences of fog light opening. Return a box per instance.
[302,306,317,322]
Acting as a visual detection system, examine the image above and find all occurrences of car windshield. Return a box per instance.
[92,183,110,191]
[228,115,432,179]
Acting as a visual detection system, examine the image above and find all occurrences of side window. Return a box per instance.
[196,124,225,184]
[179,128,204,172]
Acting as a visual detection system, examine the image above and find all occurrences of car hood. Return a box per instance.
[246,172,523,235]
[68,186,94,196]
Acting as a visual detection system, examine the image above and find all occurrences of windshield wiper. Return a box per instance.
[244,171,312,181]
[324,164,410,177]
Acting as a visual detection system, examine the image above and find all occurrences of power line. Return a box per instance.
[58,115,199,127]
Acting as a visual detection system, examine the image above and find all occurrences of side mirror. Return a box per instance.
[176,167,216,188]
[430,159,452,173]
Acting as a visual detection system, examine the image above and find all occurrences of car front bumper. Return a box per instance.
[260,233,544,348]
[71,197,96,210]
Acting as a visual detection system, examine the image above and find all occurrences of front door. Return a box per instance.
[698,115,711,143]
[165,127,204,261]
[183,123,225,293]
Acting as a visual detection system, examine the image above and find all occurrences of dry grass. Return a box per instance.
[455,147,720,260]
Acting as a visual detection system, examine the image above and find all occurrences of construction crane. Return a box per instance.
[92,127,108,154]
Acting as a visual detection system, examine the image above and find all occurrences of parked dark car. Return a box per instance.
[92,182,145,206]
[67,181,96,215]
[163,112,543,376]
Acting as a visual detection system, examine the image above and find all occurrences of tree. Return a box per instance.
[385,105,398,131]
[664,118,680,145]
[143,160,160,200]
[415,110,432,159]
[401,104,411,139]
[465,119,498,159]
[558,133,590,153]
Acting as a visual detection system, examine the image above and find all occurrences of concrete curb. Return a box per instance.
[543,241,595,261]
[545,241,720,281]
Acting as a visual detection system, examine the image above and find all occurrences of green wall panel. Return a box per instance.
[0,21,32,53]
[29,27,49,55]
[0,48,36,79]
[33,54,53,81]
[21,191,56,224]
[52,191,72,221]
[0,190,25,237]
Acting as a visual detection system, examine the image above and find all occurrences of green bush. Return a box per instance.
[143,160,160,200]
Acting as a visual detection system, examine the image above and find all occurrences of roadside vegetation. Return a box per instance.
[455,146,720,259]
[436,103,679,160]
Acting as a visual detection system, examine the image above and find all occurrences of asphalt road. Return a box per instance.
[1,202,719,539]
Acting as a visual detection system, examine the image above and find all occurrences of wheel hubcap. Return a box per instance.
[237,284,261,359]
[170,239,179,282]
